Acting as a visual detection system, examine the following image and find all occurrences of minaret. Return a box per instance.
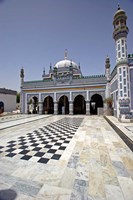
[20,67,24,113]
[20,67,24,86]
[105,56,111,98]
[42,67,45,79]
[69,60,73,83]
[113,5,129,62]
[113,5,130,120]
[53,66,57,84]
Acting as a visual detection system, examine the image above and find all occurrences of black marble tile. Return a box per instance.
[51,154,61,160]
[7,141,16,144]
[32,147,42,151]
[59,146,66,150]
[5,148,16,152]
[54,143,62,146]
[6,153,16,157]
[19,150,30,154]
[44,145,53,148]
[30,143,39,147]
[6,144,16,148]
[34,152,45,157]
[38,158,49,164]
[47,149,57,154]
[19,145,29,149]
[21,155,32,160]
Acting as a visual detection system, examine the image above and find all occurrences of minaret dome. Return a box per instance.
[113,5,129,41]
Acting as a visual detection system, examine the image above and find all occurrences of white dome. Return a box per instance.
[54,59,78,69]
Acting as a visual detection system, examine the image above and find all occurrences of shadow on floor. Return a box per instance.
[0,189,17,200]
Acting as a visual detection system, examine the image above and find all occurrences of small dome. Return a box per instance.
[115,8,125,15]
[113,6,126,20]
[113,6,127,26]
[54,59,78,69]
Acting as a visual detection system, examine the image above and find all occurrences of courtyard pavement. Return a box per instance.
[0,115,133,200]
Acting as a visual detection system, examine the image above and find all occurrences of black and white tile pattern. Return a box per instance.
[0,117,83,164]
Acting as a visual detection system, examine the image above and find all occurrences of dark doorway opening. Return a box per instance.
[58,95,69,114]
[90,94,103,115]
[43,96,54,114]
[73,95,86,114]
[32,96,38,114]
[0,101,4,114]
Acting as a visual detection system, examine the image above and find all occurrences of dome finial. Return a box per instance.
[43,67,45,76]
[118,3,120,10]
[20,67,24,78]
[64,49,68,60]
[78,62,80,69]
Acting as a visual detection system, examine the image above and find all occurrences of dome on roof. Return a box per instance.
[54,59,78,69]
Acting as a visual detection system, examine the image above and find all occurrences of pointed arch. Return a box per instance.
[73,95,86,114]
[43,96,54,114]
[28,96,38,114]
[58,95,69,114]
[90,94,103,115]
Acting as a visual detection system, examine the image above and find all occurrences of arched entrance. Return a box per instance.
[0,101,4,114]
[28,96,38,114]
[90,94,103,115]
[58,95,69,114]
[73,95,86,114]
[43,96,54,114]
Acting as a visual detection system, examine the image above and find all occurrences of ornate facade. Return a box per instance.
[20,6,133,121]
[111,5,133,121]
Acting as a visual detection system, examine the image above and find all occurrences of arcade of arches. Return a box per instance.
[27,94,103,115]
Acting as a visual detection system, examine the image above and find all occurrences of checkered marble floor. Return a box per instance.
[0,115,133,200]
[0,117,83,164]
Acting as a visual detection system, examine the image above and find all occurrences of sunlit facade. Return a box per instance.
[20,6,133,121]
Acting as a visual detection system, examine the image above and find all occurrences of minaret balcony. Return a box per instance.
[113,26,129,39]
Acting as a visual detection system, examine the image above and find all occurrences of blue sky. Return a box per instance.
[0,0,133,91]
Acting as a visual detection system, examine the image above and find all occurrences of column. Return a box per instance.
[38,102,43,114]
[20,91,24,113]
[54,101,58,115]
[27,103,29,114]
[86,90,90,101]
[70,91,72,101]
[86,100,90,115]
[69,101,73,115]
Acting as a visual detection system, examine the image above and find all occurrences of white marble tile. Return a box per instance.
[118,176,133,200]
[105,185,125,200]
[37,184,72,198]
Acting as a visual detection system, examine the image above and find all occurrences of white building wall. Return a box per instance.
[0,93,16,112]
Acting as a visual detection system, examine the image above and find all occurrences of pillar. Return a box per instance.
[86,100,90,115]
[38,102,43,114]
[54,101,58,115]
[69,101,73,115]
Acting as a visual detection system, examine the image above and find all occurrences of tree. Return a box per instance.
[16,92,20,103]
[104,97,113,108]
